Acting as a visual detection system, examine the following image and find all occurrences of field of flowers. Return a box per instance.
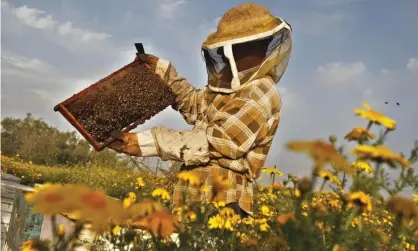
[4,103,418,251]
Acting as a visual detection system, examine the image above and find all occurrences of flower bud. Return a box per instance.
[329,135,337,144]
[298,177,312,194]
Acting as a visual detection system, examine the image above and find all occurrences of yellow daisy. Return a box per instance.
[344,127,376,141]
[354,103,396,130]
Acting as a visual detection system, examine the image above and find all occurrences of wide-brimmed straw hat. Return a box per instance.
[202,3,283,47]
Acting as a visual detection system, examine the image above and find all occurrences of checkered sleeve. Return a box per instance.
[206,95,269,160]
[156,59,206,125]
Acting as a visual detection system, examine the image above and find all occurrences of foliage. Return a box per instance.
[12,103,418,250]
[1,113,122,167]
[1,157,174,200]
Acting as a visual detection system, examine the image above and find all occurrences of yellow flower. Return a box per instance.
[317,170,341,186]
[148,211,176,238]
[241,217,254,226]
[112,225,121,235]
[79,190,110,218]
[261,167,284,176]
[208,214,225,229]
[200,185,209,193]
[351,217,361,227]
[315,220,324,230]
[208,209,241,231]
[24,184,76,215]
[185,211,197,222]
[128,192,137,203]
[354,103,396,130]
[386,196,418,221]
[152,188,171,201]
[270,182,283,191]
[277,212,295,224]
[238,232,250,245]
[136,177,145,188]
[224,216,241,231]
[21,239,49,251]
[123,198,133,209]
[57,224,65,236]
[219,207,236,218]
[413,194,418,202]
[261,205,274,217]
[294,189,301,198]
[329,200,341,210]
[76,189,124,232]
[177,171,201,187]
[131,217,149,229]
[258,219,270,232]
[211,171,231,201]
[351,145,411,168]
[130,199,164,218]
[344,127,376,141]
[286,140,354,174]
[212,201,226,209]
[352,161,374,174]
[347,191,372,213]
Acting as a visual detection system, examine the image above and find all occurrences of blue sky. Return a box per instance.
[1,0,417,181]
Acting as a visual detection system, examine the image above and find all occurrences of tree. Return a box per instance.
[0,114,120,166]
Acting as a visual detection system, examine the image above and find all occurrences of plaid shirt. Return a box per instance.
[161,64,282,215]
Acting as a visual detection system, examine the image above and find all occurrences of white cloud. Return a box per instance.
[159,0,189,19]
[407,58,418,72]
[316,62,367,85]
[380,68,391,75]
[57,22,111,42]
[12,5,56,29]
[1,52,55,74]
[2,2,111,43]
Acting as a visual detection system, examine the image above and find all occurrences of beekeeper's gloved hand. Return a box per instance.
[137,54,172,83]
[107,131,142,157]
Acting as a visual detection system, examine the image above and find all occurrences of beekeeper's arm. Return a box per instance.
[139,54,206,125]
[111,82,271,168]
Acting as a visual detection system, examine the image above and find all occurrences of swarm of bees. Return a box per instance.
[385,102,400,106]
[66,66,176,143]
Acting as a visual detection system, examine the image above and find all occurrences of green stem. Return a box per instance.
[319,179,326,191]
[387,214,404,251]
[332,212,344,247]
[331,193,347,247]
[51,215,58,250]
[354,171,361,191]
[366,121,373,131]
[151,233,162,251]
[374,162,382,179]
[343,208,359,230]
[374,129,390,146]
[310,168,318,192]
[341,172,347,190]
[359,122,373,145]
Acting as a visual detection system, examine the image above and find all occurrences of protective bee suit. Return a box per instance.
[109,3,292,216]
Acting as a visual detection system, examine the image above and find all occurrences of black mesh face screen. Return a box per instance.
[202,46,234,86]
[232,29,291,62]
[201,26,292,91]
[202,47,229,73]
[231,29,291,72]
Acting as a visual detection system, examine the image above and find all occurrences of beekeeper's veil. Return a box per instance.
[202,3,292,93]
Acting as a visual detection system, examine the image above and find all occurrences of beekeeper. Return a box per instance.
[109,3,292,218]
